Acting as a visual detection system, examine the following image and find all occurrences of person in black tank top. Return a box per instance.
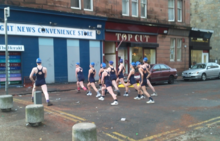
[75,62,87,93]
[143,57,157,97]
[108,61,120,96]
[29,58,53,106]
[136,61,155,104]
[124,62,139,96]
[116,59,126,89]
[86,62,101,97]
[98,63,119,106]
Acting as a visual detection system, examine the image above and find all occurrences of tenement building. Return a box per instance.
[0,0,190,84]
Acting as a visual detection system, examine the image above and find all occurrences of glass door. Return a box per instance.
[202,53,209,63]
[118,48,128,74]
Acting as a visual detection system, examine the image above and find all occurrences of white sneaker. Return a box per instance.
[125,94,129,97]
[151,93,158,97]
[146,100,155,104]
[98,97,105,101]
[98,88,102,91]
[134,96,141,100]
[114,89,117,92]
[96,93,102,98]
[111,101,118,106]
[87,92,92,96]
[123,93,127,96]
[140,95,145,99]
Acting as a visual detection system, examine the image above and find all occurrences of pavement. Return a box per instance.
[0,78,220,141]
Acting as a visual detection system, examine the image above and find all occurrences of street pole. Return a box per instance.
[4,7,10,95]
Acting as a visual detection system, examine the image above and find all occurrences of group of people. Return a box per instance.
[29,57,158,106]
[75,58,158,106]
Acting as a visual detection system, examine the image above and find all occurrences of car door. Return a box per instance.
[213,63,219,77]
[206,63,214,78]
[150,64,161,83]
[159,64,170,81]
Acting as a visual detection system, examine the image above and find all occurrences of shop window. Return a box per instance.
[132,47,143,63]
[170,39,175,61]
[191,50,202,66]
[84,0,93,11]
[168,0,175,21]
[132,0,138,17]
[122,0,129,16]
[141,0,147,18]
[177,39,182,61]
[144,49,156,64]
[177,0,182,22]
[71,0,81,9]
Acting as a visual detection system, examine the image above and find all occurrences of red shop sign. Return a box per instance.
[105,32,157,43]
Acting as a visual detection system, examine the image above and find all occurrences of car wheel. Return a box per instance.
[168,76,174,84]
[201,74,206,81]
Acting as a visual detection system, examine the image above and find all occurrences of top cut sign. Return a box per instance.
[0,23,96,39]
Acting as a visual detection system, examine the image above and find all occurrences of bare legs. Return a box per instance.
[147,79,156,93]
[41,84,49,100]
[77,81,87,91]
[101,85,117,100]
[112,80,119,90]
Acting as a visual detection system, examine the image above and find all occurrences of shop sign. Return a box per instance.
[0,45,24,51]
[105,32,157,43]
[0,23,96,39]
[191,37,208,43]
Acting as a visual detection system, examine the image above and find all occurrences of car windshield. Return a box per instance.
[191,64,206,69]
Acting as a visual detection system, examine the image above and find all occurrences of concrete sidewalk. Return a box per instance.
[0,83,78,96]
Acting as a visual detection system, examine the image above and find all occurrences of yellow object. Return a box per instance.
[118,83,140,88]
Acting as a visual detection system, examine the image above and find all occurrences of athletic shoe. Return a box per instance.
[134,96,141,100]
[47,101,53,106]
[151,93,158,97]
[96,93,101,98]
[111,101,119,106]
[87,92,92,96]
[117,90,121,96]
[140,95,145,99]
[98,97,105,101]
[123,94,129,97]
[146,100,155,104]
[98,87,102,91]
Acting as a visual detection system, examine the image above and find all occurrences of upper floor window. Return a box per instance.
[141,0,147,18]
[170,39,175,61]
[168,0,175,21]
[122,0,129,16]
[84,0,93,11]
[132,0,138,17]
[71,0,81,9]
[177,0,182,22]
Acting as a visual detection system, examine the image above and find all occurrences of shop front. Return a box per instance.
[104,22,167,74]
[189,28,214,67]
[0,6,106,85]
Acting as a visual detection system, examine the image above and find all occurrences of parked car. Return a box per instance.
[182,63,220,81]
[133,64,178,84]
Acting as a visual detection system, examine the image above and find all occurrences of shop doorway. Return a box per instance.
[202,53,209,63]
[118,47,128,74]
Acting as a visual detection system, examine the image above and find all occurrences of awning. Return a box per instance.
[120,42,159,48]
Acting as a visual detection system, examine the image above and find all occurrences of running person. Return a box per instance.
[116,59,126,88]
[98,63,118,106]
[75,62,87,92]
[87,62,102,97]
[136,61,155,104]
[143,57,157,96]
[29,58,53,106]
[98,64,104,91]
[108,61,120,96]
[124,62,139,97]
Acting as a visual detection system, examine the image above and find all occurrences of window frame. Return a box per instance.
[170,38,175,62]
[177,0,182,22]
[122,0,130,16]
[71,0,81,10]
[132,0,139,17]
[141,0,147,18]
[168,0,175,22]
[84,0,93,11]
[177,39,182,61]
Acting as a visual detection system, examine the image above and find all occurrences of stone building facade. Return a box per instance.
[190,0,219,63]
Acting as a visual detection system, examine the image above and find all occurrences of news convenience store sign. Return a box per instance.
[0,45,24,51]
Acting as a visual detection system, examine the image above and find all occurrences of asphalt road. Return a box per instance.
[0,79,220,141]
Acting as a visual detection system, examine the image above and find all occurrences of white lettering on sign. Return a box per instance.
[116,33,150,42]
[0,45,24,51]
[0,23,96,39]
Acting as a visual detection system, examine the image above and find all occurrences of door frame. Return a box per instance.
[202,53,209,63]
